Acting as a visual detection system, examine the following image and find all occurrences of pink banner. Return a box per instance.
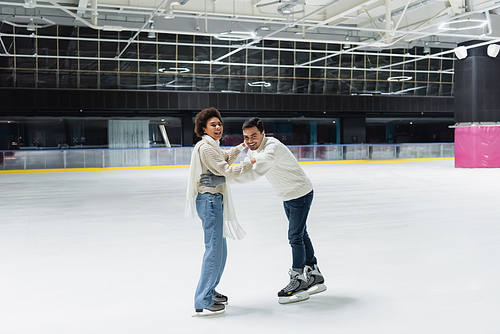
[455,126,500,168]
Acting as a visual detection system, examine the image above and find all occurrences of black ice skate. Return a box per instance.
[192,302,225,317]
[213,293,228,305]
[277,269,310,304]
[304,264,327,295]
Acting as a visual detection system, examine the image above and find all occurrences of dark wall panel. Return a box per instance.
[198,93,209,111]
[159,92,167,109]
[104,91,115,109]
[35,90,48,109]
[82,91,94,109]
[208,93,218,109]
[317,95,325,110]
[116,91,127,109]
[0,88,453,120]
[227,93,237,110]
[127,92,137,109]
[282,95,292,110]
[246,94,255,110]
[218,94,228,110]
[237,94,246,110]
[136,92,147,109]
[148,92,158,109]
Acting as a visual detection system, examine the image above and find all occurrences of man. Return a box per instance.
[200,117,326,304]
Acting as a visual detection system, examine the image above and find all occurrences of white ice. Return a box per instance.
[1,160,500,334]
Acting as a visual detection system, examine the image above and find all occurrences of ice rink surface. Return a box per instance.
[1,159,500,334]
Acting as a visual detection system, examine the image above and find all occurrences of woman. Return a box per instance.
[185,107,255,317]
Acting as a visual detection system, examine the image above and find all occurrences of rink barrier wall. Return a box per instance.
[0,158,454,174]
[0,143,454,173]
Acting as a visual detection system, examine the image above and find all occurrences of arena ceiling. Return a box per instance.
[3,1,500,49]
[1,0,500,94]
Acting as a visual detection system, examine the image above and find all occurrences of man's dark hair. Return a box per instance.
[194,107,223,137]
[242,117,264,133]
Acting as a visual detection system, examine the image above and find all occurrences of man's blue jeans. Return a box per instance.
[283,190,317,270]
[194,192,227,310]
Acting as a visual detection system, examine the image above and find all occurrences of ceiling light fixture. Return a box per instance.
[24,0,36,9]
[439,19,488,31]
[26,17,36,32]
[423,41,430,54]
[215,31,256,41]
[248,81,271,87]
[276,0,304,15]
[148,22,156,39]
[454,46,468,60]
[254,25,271,34]
[343,35,351,49]
[159,67,190,73]
[487,44,500,58]
[2,16,55,30]
[222,31,255,36]
[387,76,412,82]
[277,4,294,14]
[215,36,251,41]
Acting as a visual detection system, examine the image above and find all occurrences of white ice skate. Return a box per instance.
[277,269,310,304]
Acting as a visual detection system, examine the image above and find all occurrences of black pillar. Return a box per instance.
[181,112,194,147]
[454,41,500,122]
[342,117,366,144]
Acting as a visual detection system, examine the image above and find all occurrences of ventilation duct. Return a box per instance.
[164,0,190,18]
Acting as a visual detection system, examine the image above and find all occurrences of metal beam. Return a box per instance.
[77,0,89,15]
[307,0,380,29]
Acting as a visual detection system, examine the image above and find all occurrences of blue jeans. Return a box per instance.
[194,192,227,310]
[283,190,317,270]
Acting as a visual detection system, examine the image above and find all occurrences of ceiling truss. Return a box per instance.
[1,0,500,90]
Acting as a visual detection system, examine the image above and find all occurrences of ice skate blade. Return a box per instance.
[278,291,310,304]
[192,309,225,317]
[307,283,327,295]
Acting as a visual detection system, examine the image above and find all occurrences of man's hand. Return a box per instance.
[200,170,226,187]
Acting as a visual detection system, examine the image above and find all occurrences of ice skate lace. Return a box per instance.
[283,278,299,292]
[283,270,301,292]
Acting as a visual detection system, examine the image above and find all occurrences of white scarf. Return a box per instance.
[185,135,246,240]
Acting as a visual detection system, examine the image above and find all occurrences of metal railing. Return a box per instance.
[0,143,454,171]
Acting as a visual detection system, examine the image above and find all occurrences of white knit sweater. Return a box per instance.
[197,142,253,194]
[231,137,313,201]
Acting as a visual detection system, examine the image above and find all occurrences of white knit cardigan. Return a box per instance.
[185,135,246,240]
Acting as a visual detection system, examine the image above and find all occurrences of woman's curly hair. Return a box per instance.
[194,107,223,137]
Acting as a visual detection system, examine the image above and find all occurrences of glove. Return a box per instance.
[200,170,226,187]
